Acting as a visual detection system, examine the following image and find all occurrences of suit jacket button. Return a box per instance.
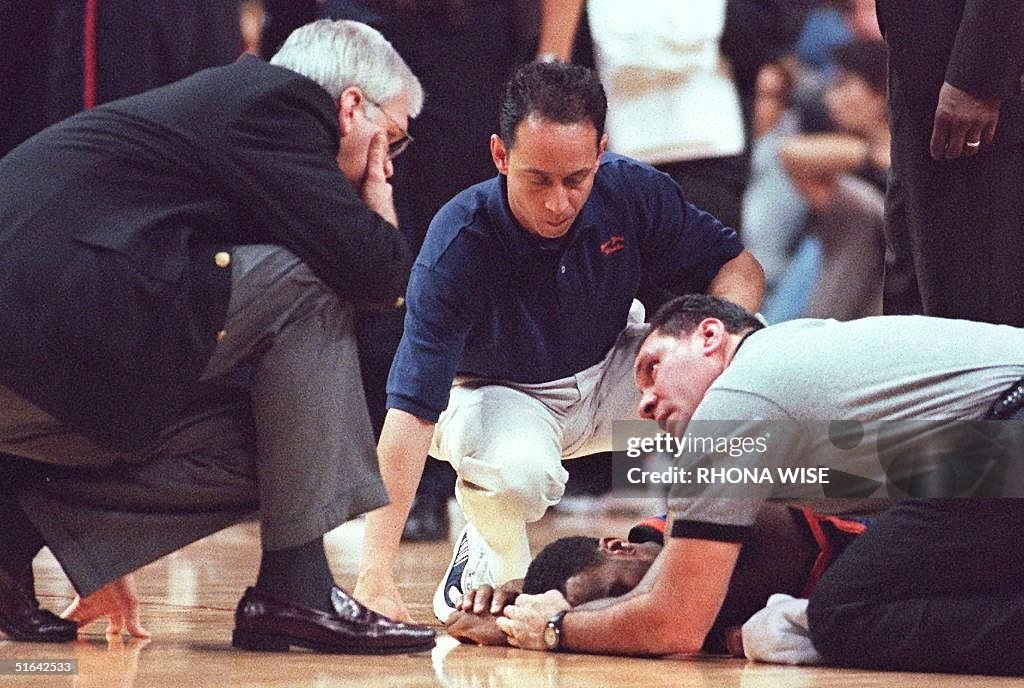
[214,251,231,268]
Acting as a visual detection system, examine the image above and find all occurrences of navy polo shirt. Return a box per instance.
[387,153,744,422]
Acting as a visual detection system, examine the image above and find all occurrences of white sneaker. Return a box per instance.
[432,524,489,623]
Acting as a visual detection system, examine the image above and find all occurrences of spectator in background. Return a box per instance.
[586,0,747,233]
[790,0,882,134]
[741,60,814,322]
[577,0,809,238]
[780,40,888,320]
[750,1,890,321]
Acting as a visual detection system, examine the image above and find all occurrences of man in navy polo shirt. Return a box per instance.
[354,62,764,623]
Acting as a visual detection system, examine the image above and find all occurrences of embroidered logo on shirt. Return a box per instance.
[600,235,625,255]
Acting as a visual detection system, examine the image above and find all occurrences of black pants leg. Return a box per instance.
[807,499,1024,676]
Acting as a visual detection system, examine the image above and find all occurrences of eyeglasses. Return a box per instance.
[364,99,413,159]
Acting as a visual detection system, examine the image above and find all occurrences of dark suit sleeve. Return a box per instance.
[221,81,411,306]
[946,0,1024,99]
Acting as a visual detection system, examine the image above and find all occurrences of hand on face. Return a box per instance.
[359,130,398,226]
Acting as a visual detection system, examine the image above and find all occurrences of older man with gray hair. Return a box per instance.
[0,20,434,653]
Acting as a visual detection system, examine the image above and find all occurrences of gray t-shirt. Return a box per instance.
[668,316,1024,537]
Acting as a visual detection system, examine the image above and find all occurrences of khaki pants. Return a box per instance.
[429,301,649,583]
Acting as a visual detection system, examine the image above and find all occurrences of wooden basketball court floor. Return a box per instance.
[3,508,1021,688]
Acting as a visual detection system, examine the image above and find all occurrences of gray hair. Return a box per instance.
[270,19,424,117]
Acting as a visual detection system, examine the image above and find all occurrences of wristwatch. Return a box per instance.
[543,610,568,651]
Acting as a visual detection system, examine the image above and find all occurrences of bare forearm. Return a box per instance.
[779,134,867,183]
[537,0,585,60]
[359,408,434,574]
[551,539,739,656]
[561,593,704,656]
[707,249,765,314]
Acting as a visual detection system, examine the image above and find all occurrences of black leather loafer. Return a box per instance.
[232,586,435,654]
[0,565,78,642]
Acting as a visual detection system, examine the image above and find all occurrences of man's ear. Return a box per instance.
[336,86,364,138]
[698,318,728,355]
[597,132,609,158]
[490,134,509,175]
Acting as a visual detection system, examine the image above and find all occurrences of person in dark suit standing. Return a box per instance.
[874,1,1024,323]
[0,19,434,653]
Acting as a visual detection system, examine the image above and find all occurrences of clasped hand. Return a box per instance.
[496,590,571,651]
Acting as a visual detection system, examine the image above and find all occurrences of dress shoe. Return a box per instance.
[402,493,449,542]
[232,586,435,654]
[0,565,77,642]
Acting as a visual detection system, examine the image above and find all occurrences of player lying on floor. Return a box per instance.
[446,501,867,663]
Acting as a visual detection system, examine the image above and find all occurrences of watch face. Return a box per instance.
[543,624,559,650]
